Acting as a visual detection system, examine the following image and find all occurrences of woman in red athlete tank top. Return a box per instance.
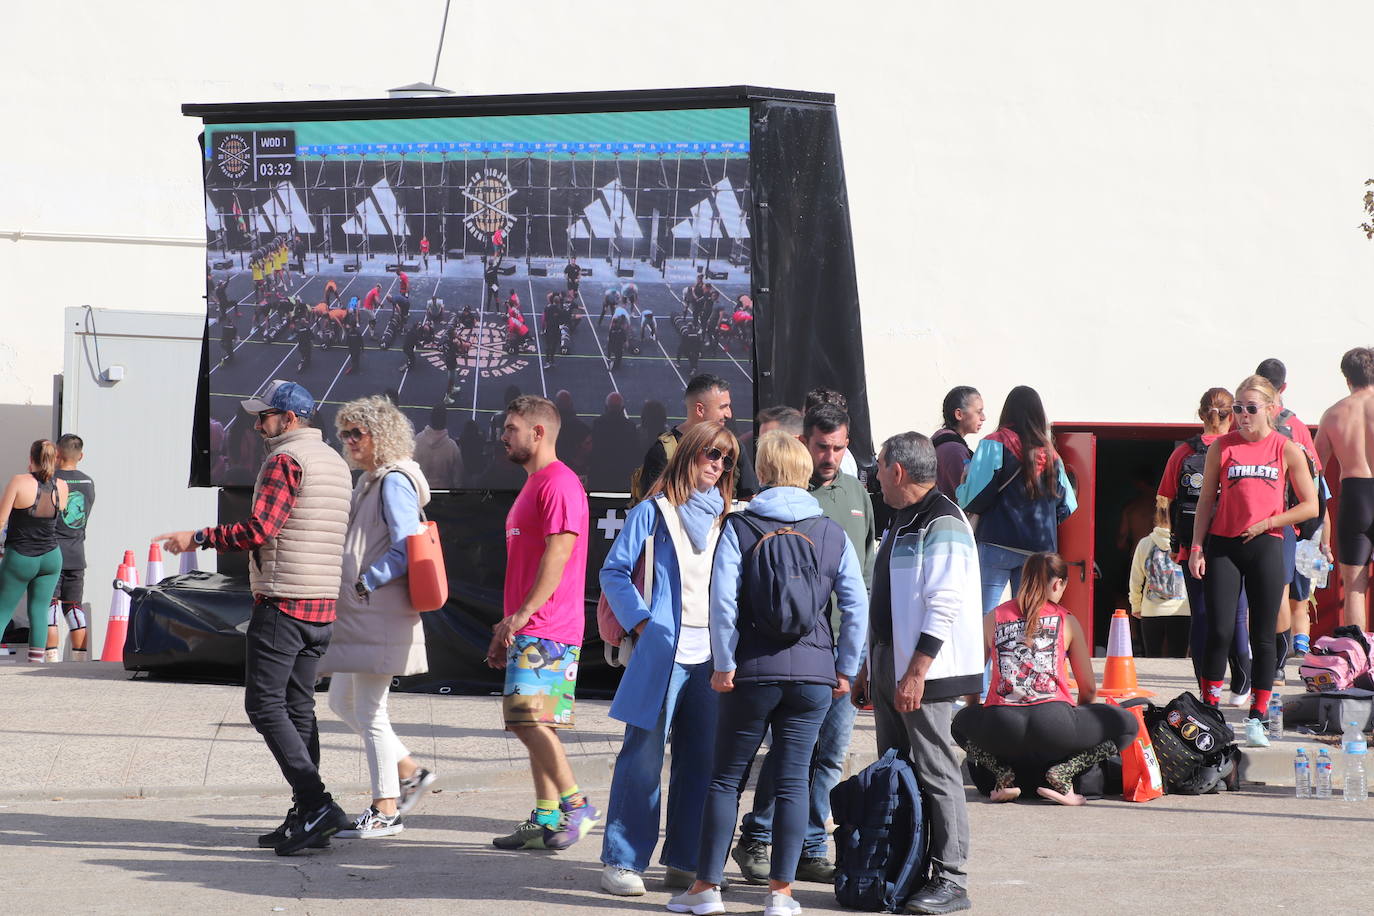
[952,553,1137,806]
[1189,375,1317,735]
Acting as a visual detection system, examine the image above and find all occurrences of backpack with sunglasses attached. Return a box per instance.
[1141,692,1241,795]
[730,510,845,645]
[1168,434,1208,554]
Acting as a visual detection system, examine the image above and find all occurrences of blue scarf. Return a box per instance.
[678,487,724,552]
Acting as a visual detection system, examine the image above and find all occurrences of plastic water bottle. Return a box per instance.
[1343,721,1368,802]
[1316,748,1334,798]
[1294,537,1331,589]
[1267,695,1283,740]
[1294,748,1312,798]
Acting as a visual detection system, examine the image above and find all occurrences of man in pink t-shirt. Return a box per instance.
[486,394,597,852]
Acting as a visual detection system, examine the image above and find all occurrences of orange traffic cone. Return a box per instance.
[179,545,199,575]
[100,561,133,662]
[146,542,164,587]
[1098,608,1154,700]
[123,550,140,587]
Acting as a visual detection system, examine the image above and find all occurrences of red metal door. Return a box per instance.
[1055,432,1097,647]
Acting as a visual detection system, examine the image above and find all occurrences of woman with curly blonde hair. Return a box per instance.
[321,396,439,838]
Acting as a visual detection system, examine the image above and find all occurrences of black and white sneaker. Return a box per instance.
[257,806,328,849]
[275,800,347,856]
[336,805,404,839]
[397,768,439,816]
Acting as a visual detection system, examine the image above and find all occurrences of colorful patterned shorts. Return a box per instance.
[502,635,580,729]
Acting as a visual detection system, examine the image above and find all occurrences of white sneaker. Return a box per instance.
[764,892,802,916]
[43,649,60,663]
[1226,691,1251,708]
[666,886,724,915]
[397,767,438,816]
[600,865,646,896]
[335,806,403,838]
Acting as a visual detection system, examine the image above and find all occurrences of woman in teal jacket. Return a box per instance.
[597,422,740,897]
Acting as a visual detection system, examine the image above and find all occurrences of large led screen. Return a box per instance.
[201,108,755,490]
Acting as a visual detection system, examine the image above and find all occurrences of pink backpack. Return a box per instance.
[1300,630,1374,692]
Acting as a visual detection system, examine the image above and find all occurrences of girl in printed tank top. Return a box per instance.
[1188,375,1317,739]
[951,554,1137,806]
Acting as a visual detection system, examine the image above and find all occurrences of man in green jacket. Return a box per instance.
[733,402,876,883]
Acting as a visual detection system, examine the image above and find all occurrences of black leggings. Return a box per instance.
[1140,616,1190,658]
[952,701,1137,769]
[1202,534,1285,697]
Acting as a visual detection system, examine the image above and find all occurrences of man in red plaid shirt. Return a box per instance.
[158,380,353,855]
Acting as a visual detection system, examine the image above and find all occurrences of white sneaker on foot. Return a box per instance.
[600,865,646,896]
[43,649,60,663]
[666,886,724,915]
[397,767,438,816]
[1227,691,1251,708]
[764,891,802,916]
[335,806,403,838]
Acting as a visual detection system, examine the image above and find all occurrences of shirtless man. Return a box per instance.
[1316,347,1374,628]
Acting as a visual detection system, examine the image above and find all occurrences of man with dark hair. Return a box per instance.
[590,392,640,491]
[756,405,803,438]
[156,380,352,855]
[733,404,875,883]
[1317,346,1374,628]
[488,394,598,851]
[1254,357,1328,664]
[857,431,981,914]
[48,434,94,661]
[635,374,756,499]
[414,403,463,489]
[804,387,860,478]
[564,256,581,298]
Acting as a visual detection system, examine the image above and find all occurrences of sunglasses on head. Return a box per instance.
[340,427,368,442]
[1232,403,1264,415]
[702,446,735,471]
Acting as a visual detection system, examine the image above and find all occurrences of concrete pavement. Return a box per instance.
[1,656,1371,914]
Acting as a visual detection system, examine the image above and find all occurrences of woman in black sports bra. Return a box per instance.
[0,440,69,663]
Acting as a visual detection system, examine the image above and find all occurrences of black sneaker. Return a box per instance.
[275,800,347,856]
[904,877,971,914]
[258,807,296,848]
[730,838,771,885]
[794,855,837,883]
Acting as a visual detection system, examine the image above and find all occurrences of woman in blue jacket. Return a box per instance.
[957,385,1077,615]
[598,422,740,897]
[670,432,868,916]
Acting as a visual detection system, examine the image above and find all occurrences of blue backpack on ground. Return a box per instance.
[730,512,842,645]
[830,748,928,912]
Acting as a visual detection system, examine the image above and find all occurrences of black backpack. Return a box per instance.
[1275,409,1326,540]
[1142,692,1242,795]
[1168,434,1208,553]
[830,748,928,912]
[731,512,842,646]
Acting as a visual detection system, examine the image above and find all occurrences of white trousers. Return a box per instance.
[328,672,410,800]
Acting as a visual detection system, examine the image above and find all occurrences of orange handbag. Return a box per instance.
[407,519,449,612]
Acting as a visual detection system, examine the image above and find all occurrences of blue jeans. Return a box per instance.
[600,660,717,873]
[978,542,1028,615]
[739,689,858,857]
[697,681,831,885]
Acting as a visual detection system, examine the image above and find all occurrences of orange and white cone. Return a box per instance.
[179,546,199,575]
[122,550,140,587]
[100,561,133,663]
[1098,608,1154,700]
[146,542,164,587]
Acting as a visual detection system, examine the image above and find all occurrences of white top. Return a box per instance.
[656,496,720,664]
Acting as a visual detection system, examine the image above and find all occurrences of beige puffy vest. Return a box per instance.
[249,427,352,599]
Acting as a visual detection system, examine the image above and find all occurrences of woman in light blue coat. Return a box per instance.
[598,422,741,897]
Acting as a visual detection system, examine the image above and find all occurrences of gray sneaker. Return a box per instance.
[664,866,729,891]
[730,838,771,885]
[600,865,646,896]
[794,855,837,883]
[492,813,546,850]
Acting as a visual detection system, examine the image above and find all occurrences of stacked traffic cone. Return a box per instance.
[1098,608,1155,700]
[123,550,140,587]
[146,542,164,587]
[100,558,134,662]
[179,545,199,575]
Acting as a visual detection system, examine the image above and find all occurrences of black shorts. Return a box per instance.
[1336,478,1374,566]
[52,568,85,606]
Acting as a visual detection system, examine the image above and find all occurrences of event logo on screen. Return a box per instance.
[213,133,253,181]
[464,168,516,241]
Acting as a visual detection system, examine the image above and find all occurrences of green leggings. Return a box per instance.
[0,547,62,648]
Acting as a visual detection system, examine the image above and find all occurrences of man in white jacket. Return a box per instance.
[413,403,463,489]
[855,431,982,915]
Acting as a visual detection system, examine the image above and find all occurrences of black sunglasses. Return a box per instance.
[256,409,284,421]
[702,446,736,471]
[340,428,368,442]
[1232,403,1263,415]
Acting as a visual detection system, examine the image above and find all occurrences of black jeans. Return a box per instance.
[244,599,333,811]
[1202,534,1284,699]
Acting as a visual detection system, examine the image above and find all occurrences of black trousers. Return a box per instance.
[1140,615,1190,658]
[953,701,1137,769]
[243,599,333,811]
[1202,534,1285,697]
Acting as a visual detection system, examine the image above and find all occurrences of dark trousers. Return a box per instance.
[696,681,831,885]
[243,599,333,811]
[1183,566,1250,694]
[1202,534,1285,698]
[1140,615,1190,658]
